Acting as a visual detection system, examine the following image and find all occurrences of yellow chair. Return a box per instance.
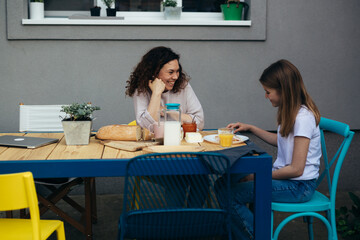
[0,171,65,239]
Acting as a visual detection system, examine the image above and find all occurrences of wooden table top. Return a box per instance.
[0,131,247,161]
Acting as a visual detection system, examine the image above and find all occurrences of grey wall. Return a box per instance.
[0,0,359,191]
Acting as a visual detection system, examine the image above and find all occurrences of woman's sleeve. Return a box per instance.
[133,91,156,131]
[185,84,205,130]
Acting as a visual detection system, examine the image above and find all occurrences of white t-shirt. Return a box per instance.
[273,106,321,180]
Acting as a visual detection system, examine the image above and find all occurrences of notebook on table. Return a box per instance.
[0,135,59,149]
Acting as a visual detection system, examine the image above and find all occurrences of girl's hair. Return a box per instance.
[259,59,320,137]
[126,46,189,97]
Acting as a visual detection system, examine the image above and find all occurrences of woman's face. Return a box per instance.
[263,86,281,107]
[157,60,180,91]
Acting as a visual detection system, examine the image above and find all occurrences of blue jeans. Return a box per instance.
[216,175,317,239]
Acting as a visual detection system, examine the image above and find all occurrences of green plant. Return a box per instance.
[61,103,100,121]
[102,0,114,9]
[336,192,360,239]
[163,0,177,7]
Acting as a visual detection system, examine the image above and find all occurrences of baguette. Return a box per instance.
[96,125,142,141]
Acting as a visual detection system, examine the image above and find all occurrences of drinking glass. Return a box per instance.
[218,128,234,148]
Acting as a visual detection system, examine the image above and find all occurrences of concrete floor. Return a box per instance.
[40,191,358,240]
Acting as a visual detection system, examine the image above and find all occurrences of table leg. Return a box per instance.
[85,177,94,240]
[253,165,272,239]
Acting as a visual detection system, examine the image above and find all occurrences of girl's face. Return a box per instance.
[157,60,180,91]
[263,86,281,107]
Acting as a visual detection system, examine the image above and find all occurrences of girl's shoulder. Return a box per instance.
[298,105,314,117]
[296,106,316,124]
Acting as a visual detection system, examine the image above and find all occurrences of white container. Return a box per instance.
[30,2,44,20]
[164,121,181,145]
[163,103,181,146]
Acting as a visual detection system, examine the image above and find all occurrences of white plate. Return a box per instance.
[203,134,249,144]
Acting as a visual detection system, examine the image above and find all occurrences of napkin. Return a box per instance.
[203,141,266,174]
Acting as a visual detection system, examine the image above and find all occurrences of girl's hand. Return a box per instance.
[148,78,165,95]
[226,122,251,133]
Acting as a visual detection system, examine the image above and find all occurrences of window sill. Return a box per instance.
[22,13,252,26]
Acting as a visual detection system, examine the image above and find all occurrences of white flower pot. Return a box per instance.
[164,7,182,20]
[30,2,44,20]
[62,121,92,145]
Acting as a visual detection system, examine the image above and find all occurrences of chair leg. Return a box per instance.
[38,194,86,233]
[304,216,314,240]
[273,212,332,240]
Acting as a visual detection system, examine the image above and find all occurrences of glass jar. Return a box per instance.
[163,103,181,146]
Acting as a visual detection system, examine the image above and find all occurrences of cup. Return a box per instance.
[218,128,234,148]
[182,122,197,138]
[153,122,164,139]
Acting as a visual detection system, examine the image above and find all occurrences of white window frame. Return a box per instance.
[8,0,266,40]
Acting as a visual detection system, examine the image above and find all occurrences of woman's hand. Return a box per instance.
[148,78,165,96]
[226,122,252,134]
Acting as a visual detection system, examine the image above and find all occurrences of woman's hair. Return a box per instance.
[259,59,320,137]
[125,46,189,97]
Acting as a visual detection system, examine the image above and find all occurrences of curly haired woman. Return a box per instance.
[126,46,204,132]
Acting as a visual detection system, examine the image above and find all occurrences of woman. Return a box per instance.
[224,59,321,239]
[126,46,204,131]
[126,46,206,207]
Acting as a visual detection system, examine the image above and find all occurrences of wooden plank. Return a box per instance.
[102,146,121,159]
[48,136,104,160]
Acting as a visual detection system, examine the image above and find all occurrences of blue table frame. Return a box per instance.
[0,153,272,239]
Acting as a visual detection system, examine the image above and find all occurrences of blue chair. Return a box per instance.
[118,152,232,240]
[271,117,355,240]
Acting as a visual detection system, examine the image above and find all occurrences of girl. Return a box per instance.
[225,59,321,239]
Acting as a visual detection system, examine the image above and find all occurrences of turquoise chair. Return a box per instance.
[118,152,232,240]
[271,117,354,240]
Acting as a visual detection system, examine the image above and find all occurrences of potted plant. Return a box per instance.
[163,0,182,20]
[29,0,44,20]
[102,0,116,17]
[90,6,101,17]
[220,0,249,20]
[61,103,100,145]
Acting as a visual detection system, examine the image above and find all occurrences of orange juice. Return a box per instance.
[219,133,234,147]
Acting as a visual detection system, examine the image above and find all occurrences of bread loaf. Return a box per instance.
[142,128,153,141]
[96,125,142,141]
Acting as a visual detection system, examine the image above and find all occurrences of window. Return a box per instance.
[9,0,266,40]
[43,0,244,17]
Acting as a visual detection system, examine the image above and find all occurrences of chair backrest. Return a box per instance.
[0,172,42,239]
[317,117,354,201]
[120,152,231,239]
[19,104,67,132]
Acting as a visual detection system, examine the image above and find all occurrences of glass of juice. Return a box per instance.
[182,122,197,138]
[218,128,234,148]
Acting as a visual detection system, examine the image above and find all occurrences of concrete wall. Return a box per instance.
[0,0,359,192]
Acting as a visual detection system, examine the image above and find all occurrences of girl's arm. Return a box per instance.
[272,136,310,179]
[227,122,277,146]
